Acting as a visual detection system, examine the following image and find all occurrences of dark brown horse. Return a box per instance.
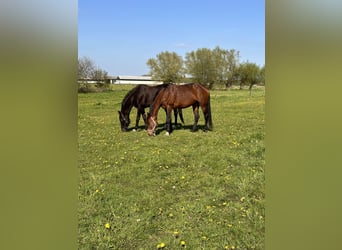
[118,84,184,132]
[147,83,213,136]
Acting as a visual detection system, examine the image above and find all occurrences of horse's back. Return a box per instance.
[178,83,210,98]
[133,84,171,107]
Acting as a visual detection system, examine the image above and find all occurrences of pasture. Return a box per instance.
[78,85,265,249]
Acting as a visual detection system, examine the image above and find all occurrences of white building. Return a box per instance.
[110,75,162,85]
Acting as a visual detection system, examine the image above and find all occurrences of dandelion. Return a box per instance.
[157,242,165,249]
[231,246,236,249]
[201,236,207,241]
[181,175,185,180]
[173,230,179,238]
[180,240,186,247]
[95,189,99,193]
[240,196,246,202]
[168,212,174,218]
[224,246,229,250]
[104,223,110,229]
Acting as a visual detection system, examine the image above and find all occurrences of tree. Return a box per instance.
[92,68,109,89]
[212,47,240,89]
[259,65,265,85]
[237,62,263,94]
[185,48,216,89]
[78,56,110,92]
[78,56,96,79]
[185,47,240,89]
[147,51,185,83]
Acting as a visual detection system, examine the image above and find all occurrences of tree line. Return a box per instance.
[78,46,265,91]
[147,46,265,90]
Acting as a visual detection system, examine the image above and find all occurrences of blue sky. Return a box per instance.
[78,0,264,76]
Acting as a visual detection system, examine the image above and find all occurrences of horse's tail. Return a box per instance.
[207,95,213,130]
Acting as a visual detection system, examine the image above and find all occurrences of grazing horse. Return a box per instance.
[147,83,213,136]
[118,84,184,132]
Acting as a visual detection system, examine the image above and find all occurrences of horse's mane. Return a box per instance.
[121,83,172,110]
[121,85,142,109]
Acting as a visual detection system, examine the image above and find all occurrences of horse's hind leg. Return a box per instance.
[201,100,212,131]
[179,109,184,124]
[192,104,200,132]
[201,105,209,131]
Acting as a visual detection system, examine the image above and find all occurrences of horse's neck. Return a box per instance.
[121,96,134,115]
[150,90,166,118]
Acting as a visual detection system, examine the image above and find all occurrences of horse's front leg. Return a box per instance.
[173,108,178,127]
[135,109,143,130]
[192,104,200,132]
[165,106,173,135]
[142,111,147,130]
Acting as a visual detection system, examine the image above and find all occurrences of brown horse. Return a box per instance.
[147,83,213,136]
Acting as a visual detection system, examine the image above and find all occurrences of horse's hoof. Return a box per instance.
[132,129,137,132]
[165,132,170,136]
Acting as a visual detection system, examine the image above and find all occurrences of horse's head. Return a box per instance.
[146,113,158,136]
[118,111,130,132]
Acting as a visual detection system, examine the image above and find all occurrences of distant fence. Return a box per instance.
[78,75,163,85]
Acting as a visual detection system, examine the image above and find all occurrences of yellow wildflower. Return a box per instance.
[104,223,110,229]
[180,240,186,247]
[157,242,165,249]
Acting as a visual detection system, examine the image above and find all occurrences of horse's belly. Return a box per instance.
[174,100,193,108]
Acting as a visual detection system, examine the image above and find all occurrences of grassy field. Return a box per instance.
[78,85,265,249]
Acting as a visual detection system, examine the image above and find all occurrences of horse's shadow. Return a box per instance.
[153,124,207,135]
[128,123,207,134]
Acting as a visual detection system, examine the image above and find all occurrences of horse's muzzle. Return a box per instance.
[147,129,155,136]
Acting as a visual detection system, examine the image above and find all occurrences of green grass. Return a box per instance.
[78,85,265,249]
